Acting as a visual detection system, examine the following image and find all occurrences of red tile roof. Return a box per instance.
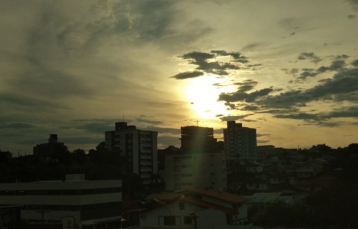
[187,188,249,204]
[183,197,237,215]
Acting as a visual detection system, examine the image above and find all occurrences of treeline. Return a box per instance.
[0,142,146,199]
[250,145,358,228]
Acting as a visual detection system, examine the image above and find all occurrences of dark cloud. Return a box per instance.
[351,59,358,67]
[234,79,258,92]
[171,71,204,80]
[173,50,247,78]
[240,105,260,111]
[299,70,318,80]
[298,60,346,80]
[0,122,35,129]
[346,0,358,11]
[282,68,299,75]
[347,14,356,19]
[274,112,322,121]
[219,114,252,121]
[0,93,68,111]
[219,88,273,103]
[279,17,301,30]
[263,68,358,108]
[71,122,113,134]
[241,42,262,52]
[335,55,350,59]
[61,136,103,145]
[136,115,163,125]
[298,52,322,63]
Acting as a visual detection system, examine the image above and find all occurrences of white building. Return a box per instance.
[140,188,249,229]
[223,121,257,161]
[0,174,122,229]
[105,122,158,185]
[165,152,227,192]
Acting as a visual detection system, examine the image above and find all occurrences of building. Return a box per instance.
[180,126,217,153]
[140,188,249,229]
[33,134,67,160]
[0,174,122,229]
[165,126,226,192]
[223,121,257,161]
[104,122,158,185]
[165,151,227,192]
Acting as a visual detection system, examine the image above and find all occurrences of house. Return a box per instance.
[139,188,249,229]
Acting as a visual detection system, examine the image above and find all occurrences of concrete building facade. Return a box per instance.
[223,121,257,161]
[105,122,158,185]
[165,126,226,192]
[165,152,227,192]
[0,174,122,229]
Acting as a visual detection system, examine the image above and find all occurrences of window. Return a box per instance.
[164,216,176,226]
[184,216,193,224]
[179,202,185,210]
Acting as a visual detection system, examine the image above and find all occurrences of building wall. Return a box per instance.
[224,121,257,161]
[105,122,158,185]
[140,201,204,228]
[196,208,227,229]
[0,179,122,228]
[165,152,227,192]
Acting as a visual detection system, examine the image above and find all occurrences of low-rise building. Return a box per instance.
[0,174,122,229]
[140,188,249,229]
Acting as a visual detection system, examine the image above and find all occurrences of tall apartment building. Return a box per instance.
[223,121,257,161]
[165,126,226,192]
[0,174,122,229]
[105,122,158,185]
[180,126,217,153]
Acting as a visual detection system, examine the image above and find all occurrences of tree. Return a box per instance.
[0,150,12,165]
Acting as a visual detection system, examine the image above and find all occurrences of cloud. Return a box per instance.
[241,42,263,52]
[171,71,204,79]
[298,59,346,80]
[136,115,163,125]
[298,52,322,63]
[234,79,258,92]
[351,59,358,67]
[240,105,260,111]
[173,50,248,78]
[279,17,301,30]
[0,122,35,129]
[219,87,273,103]
[219,114,252,121]
[346,0,358,11]
[348,14,356,19]
[335,55,350,59]
[274,112,322,121]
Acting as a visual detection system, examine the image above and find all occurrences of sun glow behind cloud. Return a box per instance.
[184,75,232,119]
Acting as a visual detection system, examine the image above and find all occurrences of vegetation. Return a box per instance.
[250,144,358,228]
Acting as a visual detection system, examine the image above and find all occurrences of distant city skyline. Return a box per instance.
[1,0,358,154]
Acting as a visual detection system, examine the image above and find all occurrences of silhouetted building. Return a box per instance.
[0,174,122,229]
[105,122,158,185]
[180,126,217,153]
[223,121,257,160]
[33,134,67,160]
[165,126,226,192]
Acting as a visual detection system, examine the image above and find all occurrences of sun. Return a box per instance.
[184,75,230,119]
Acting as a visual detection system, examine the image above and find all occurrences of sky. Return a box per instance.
[1,0,358,155]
